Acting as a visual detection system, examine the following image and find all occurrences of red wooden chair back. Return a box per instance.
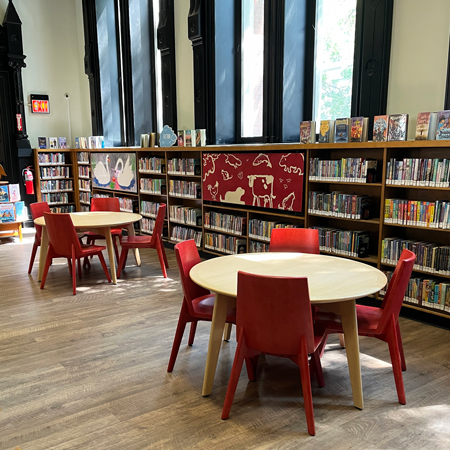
[30,202,51,243]
[269,228,320,254]
[237,271,316,355]
[91,197,120,212]
[43,212,82,257]
[377,249,415,334]
[150,203,166,246]
[175,240,210,316]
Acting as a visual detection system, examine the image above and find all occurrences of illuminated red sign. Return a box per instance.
[32,100,49,114]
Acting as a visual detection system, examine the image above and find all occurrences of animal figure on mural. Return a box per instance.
[93,155,111,186]
[224,154,242,169]
[114,156,135,189]
[252,153,272,168]
[279,153,304,175]
[207,181,219,200]
[220,187,245,204]
[248,174,276,208]
[278,192,296,211]
[221,170,233,181]
[203,154,220,182]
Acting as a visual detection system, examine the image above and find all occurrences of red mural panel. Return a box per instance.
[202,152,304,212]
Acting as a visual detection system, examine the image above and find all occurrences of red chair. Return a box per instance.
[221,272,325,436]
[167,239,236,372]
[40,212,111,295]
[84,197,123,263]
[117,203,168,278]
[28,202,51,274]
[314,249,415,405]
[269,228,320,254]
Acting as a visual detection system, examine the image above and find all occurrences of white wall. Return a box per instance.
[0,0,91,149]
[387,0,450,139]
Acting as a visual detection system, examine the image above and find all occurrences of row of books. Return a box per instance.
[386,158,450,187]
[78,166,90,178]
[168,180,201,199]
[38,137,68,149]
[77,152,90,163]
[249,240,270,253]
[40,180,73,192]
[167,158,200,176]
[41,192,70,204]
[308,192,373,220]
[79,179,91,191]
[204,211,246,235]
[139,157,165,173]
[384,199,450,228]
[204,232,246,254]
[0,201,26,223]
[177,129,206,147]
[0,184,21,203]
[74,136,105,149]
[171,226,202,247]
[79,192,91,204]
[248,220,297,241]
[37,152,67,164]
[142,218,156,234]
[117,197,134,213]
[381,238,450,276]
[40,166,70,179]
[50,205,75,213]
[309,158,378,183]
[169,205,202,226]
[311,226,370,258]
[381,271,450,312]
[300,117,369,144]
[140,178,166,195]
[140,201,161,218]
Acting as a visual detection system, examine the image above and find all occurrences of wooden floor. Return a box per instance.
[1,230,450,450]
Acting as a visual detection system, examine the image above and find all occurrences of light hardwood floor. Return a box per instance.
[1,230,450,450]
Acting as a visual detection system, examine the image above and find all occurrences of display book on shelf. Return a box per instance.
[0,183,25,241]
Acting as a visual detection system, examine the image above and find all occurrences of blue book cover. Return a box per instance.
[0,203,14,222]
[436,110,450,140]
[334,118,349,143]
[0,185,9,202]
[14,201,26,221]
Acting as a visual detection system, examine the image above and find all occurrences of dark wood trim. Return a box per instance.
[234,0,242,143]
[303,0,316,122]
[147,3,158,133]
[445,33,450,110]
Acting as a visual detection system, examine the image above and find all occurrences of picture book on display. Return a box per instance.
[14,201,26,221]
[388,114,408,141]
[300,121,316,144]
[436,110,450,140]
[373,115,388,142]
[334,118,350,143]
[318,120,335,143]
[0,185,9,202]
[350,117,368,142]
[415,112,438,140]
[178,130,185,147]
[58,137,67,149]
[8,184,20,202]
[75,137,80,149]
[0,203,14,222]
[38,137,47,149]
[49,137,58,149]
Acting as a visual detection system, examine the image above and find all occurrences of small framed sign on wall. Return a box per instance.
[30,94,50,114]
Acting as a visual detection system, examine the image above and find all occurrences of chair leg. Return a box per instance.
[244,353,260,382]
[222,329,247,420]
[223,323,232,341]
[83,257,91,268]
[396,321,406,371]
[67,258,72,276]
[71,246,77,295]
[156,239,167,278]
[117,248,129,279]
[167,303,190,372]
[28,241,39,274]
[161,236,169,268]
[113,236,120,265]
[40,248,54,289]
[339,334,345,348]
[77,258,82,278]
[188,321,197,346]
[97,252,112,283]
[311,350,325,388]
[318,333,329,358]
[299,335,315,436]
[387,316,406,405]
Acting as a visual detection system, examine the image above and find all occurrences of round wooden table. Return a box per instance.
[34,211,142,284]
[190,252,387,409]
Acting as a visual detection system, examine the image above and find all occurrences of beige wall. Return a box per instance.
[0,0,90,149]
[387,0,450,139]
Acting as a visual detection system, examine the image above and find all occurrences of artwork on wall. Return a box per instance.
[202,152,304,212]
[91,152,137,193]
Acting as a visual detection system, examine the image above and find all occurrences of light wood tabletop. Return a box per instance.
[190,252,387,408]
[34,211,142,284]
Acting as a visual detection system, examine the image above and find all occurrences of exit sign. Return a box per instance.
[30,94,50,114]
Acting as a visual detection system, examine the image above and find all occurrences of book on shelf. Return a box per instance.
[195,129,206,146]
[49,137,58,149]
[75,137,80,149]
[235,239,247,254]
[89,136,96,149]
[436,110,450,140]
[80,137,88,149]
[388,114,408,141]
[185,130,194,147]
[300,121,316,144]
[334,118,350,143]
[350,117,368,142]
[38,137,47,149]
[0,202,15,222]
[318,120,335,143]
[14,201,26,221]
[0,185,9,202]
[58,137,67,149]
[373,115,388,142]
[415,112,438,140]
[177,130,185,147]
[8,184,20,202]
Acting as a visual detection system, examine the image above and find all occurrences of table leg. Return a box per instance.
[37,227,49,282]
[18,223,23,242]
[126,223,141,266]
[223,323,232,341]
[339,299,363,410]
[202,293,236,396]
[101,227,117,285]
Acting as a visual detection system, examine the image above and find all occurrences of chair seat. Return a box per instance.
[80,243,107,257]
[84,229,122,239]
[120,235,153,248]
[192,294,236,321]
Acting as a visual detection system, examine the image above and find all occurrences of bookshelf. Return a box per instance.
[76,151,91,211]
